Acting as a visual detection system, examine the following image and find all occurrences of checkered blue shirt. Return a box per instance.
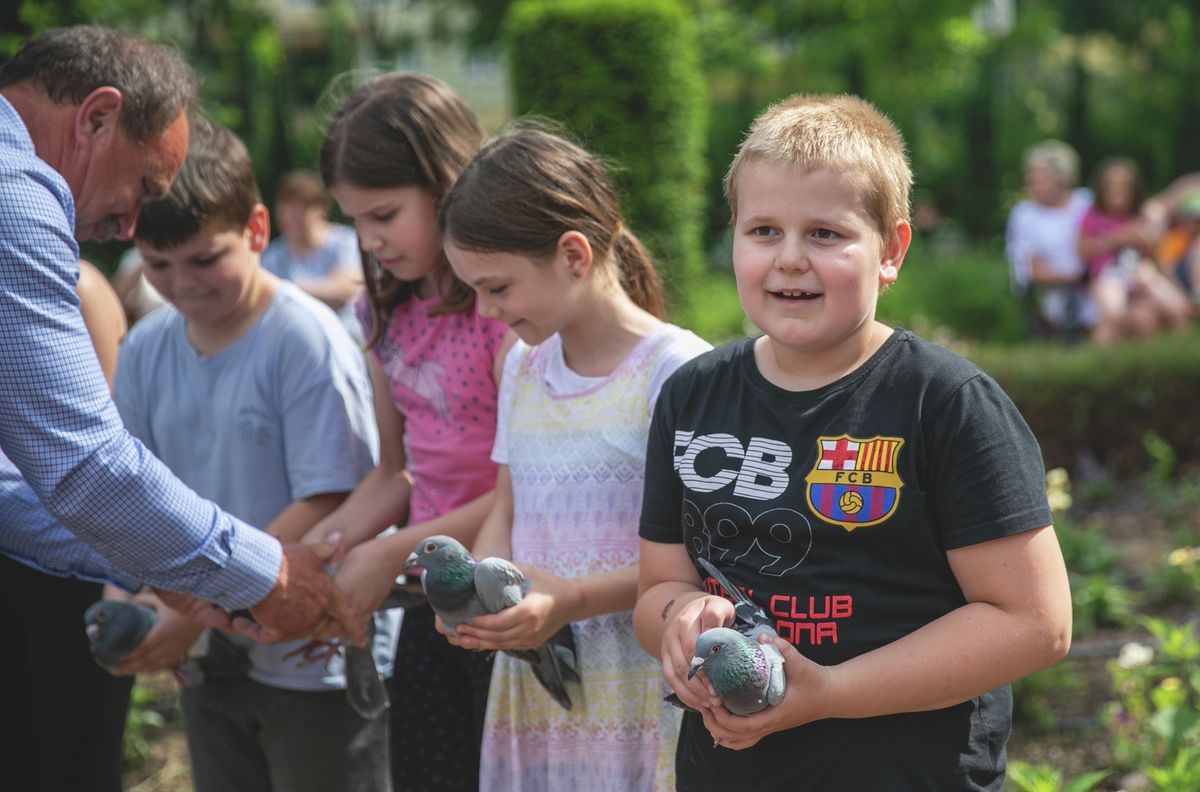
[0,93,281,608]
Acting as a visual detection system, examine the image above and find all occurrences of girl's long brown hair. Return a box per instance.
[437,128,666,319]
[319,72,483,347]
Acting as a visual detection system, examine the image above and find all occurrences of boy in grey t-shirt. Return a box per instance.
[110,119,396,792]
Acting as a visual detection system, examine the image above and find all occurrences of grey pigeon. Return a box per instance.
[84,600,158,670]
[666,557,787,716]
[405,534,581,709]
[284,575,428,720]
[341,576,428,719]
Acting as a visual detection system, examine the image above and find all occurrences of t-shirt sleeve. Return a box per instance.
[638,370,689,544]
[490,340,529,465]
[925,372,1052,550]
[276,320,378,500]
[646,328,713,416]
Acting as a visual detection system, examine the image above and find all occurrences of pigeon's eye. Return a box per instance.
[711,644,722,654]
[424,542,437,553]
[95,611,107,623]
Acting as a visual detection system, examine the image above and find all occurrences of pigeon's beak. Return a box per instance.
[85,623,100,643]
[403,551,420,572]
[687,656,704,680]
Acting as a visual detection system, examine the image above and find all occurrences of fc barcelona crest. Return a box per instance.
[804,434,904,531]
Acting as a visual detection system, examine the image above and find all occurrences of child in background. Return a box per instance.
[305,72,512,792]
[1155,189,1200,302]
[1077,157,1192,345]
[111,118,393,792]
[262,170,364,341]
[437,128,711,792]
[633,95,1072,791]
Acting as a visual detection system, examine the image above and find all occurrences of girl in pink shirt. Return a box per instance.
[306,72,514,792]
[1077,158,1191,345]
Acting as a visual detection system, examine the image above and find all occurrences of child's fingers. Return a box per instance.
[663,634,719,710]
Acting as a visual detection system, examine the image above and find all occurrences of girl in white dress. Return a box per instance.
[437,128,711,792]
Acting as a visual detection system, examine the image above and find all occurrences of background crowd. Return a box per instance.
[1006,139,1199,345]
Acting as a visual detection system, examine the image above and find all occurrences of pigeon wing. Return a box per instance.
[506,624,580,710]
[762,642,787,707]
[474,557,527,614]
[344,619,390,719]
[696,557,773,633]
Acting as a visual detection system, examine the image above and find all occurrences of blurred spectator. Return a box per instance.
[1077,158,1191,345]
[262,170,363,342]
[1005,140,1095,336]
[1154,189,1200,301]
[112,245,165,325]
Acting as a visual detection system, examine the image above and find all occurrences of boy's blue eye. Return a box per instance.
[750,226,775,237]
[813,228,839,240]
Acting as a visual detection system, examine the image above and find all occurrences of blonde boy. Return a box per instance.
[112,118,396,792]
[634,95,1072,790]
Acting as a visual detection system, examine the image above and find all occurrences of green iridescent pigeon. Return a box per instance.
[404,534,581,709]
[669,557,787,716]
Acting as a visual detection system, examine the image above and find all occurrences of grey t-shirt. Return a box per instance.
[115,281,397,690]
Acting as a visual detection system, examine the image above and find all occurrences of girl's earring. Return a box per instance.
[572,270,582,279]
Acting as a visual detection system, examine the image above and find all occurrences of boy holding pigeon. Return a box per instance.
[110,118,395,792]
[633,94,1072,790]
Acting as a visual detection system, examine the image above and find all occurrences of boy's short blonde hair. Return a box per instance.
[724,94,912,239]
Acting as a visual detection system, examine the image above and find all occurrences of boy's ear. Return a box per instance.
[879,221,912,286]
[246,204,270,253]
[74,87,124,151]
[557,230,593,280]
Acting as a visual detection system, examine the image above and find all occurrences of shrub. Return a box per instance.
[968,330,1200,477]
[504,0,707,310]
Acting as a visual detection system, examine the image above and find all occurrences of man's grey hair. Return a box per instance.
[0,25,197,144]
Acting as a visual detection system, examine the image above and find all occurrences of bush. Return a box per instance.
[968,330,1200,477]
[504,0,707,309]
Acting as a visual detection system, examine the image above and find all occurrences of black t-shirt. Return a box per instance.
[640,329,1052,791]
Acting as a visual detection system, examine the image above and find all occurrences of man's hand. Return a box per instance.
[235,542,365,645]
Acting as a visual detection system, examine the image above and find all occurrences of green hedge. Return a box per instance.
[504,0,707,309]
[968,332,1200,478]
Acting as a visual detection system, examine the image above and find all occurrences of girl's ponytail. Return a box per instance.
[611,224,665,319]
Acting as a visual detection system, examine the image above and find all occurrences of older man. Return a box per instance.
[0,25,361,644]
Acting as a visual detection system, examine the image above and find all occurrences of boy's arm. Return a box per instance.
[700,524,1072,750]
[268,491,352,543]
[304,356,412,549]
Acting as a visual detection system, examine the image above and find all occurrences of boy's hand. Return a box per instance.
[115,604,204,676]
[661,594,736,711]
[455,566,581,652]
[700,635,832,750]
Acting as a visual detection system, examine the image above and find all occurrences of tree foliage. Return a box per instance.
[505,0,708,307]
